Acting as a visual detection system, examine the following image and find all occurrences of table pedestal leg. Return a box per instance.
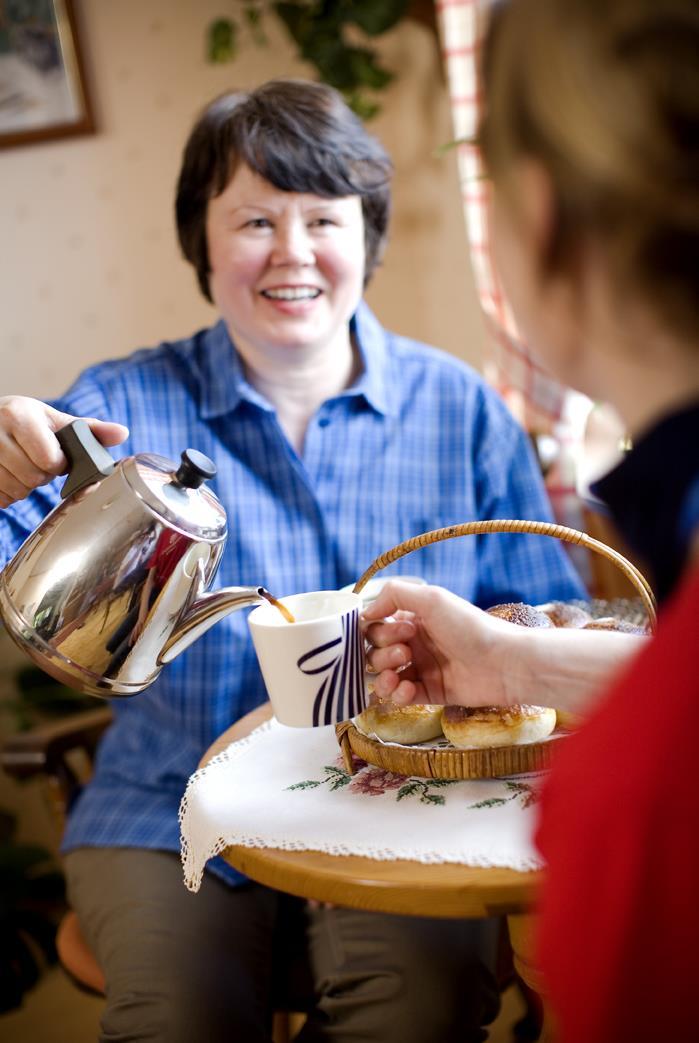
[507,913,556,1042]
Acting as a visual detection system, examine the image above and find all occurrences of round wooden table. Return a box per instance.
[200,704,553,1039]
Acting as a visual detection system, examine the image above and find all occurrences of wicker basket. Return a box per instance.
[335,519,656,779]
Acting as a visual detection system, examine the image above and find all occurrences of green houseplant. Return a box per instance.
[207,0,438,118]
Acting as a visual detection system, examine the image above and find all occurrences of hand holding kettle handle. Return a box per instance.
[57,419,116,499]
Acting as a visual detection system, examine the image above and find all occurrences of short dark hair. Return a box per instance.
[176,79,393,302]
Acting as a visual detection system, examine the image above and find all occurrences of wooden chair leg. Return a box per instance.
[56,910,105,995]
[512,980,544,1041]
[272,1011,307,1042]
[272,1010,291,1043]
[507,914,556,1043]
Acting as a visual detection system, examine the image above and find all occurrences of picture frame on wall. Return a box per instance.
[0,0,94,149]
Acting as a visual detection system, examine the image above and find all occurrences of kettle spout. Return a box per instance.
[159,584,268,665]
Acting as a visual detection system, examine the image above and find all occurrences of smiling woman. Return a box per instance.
[175,79,391,451]
[0,76,586,1043]
[175,80,392,300]
[205,166,365,378]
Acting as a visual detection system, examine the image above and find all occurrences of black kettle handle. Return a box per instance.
[57,420,117,500]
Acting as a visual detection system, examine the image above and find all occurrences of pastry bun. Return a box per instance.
[355,702,444,744]
[539,601,592,628]
[441,704,556,749]
[583,617,647,635]
[486,603,554,628]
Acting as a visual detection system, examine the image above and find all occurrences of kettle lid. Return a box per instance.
[122,449,227,541]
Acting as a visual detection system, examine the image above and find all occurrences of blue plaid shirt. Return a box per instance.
[0,303,584,884]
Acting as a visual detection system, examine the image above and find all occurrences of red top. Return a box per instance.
[536,565,699,1043]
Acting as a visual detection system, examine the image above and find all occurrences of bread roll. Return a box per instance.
[441,704,556,749]
[486,603,554,628]
[583,617,647,635]
[539,601,592,628]
[355,702,444,744]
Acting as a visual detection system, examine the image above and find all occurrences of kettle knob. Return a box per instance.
[57,420,116,500]
[174,449,217,489]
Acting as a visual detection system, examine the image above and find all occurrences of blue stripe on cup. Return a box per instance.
[297,608,365,726]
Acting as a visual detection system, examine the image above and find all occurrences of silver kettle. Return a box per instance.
[0,421,268,697]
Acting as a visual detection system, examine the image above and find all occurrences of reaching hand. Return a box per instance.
[362,580,515,708]
[0,396,129,507]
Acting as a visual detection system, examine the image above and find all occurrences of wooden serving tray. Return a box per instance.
[335,720,569,780]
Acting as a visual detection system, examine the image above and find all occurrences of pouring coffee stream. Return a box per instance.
[260,591,296,624]
[0,420,281,697]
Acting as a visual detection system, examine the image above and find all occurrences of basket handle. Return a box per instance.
[352,519,657,631]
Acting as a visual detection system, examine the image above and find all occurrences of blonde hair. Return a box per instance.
[480,0,699,342]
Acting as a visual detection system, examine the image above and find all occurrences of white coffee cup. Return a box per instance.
[248,590,367,727]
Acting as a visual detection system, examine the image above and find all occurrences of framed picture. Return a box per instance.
[0,0,94,148]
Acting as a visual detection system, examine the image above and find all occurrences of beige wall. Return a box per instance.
[2,0,487,399]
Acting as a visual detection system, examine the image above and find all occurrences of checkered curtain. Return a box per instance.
[435,0,592,573]
[436,0,568,433]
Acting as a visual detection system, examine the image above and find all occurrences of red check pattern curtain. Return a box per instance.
[436,0,568,433]
[435,0,592,578]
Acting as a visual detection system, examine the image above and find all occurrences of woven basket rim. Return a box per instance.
[352,518,656,630]
[337,720,568,780]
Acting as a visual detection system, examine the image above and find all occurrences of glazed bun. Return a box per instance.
[540,601,592,628]
[355,702,444,745]
[486,603,554,628]
[583,617,647,636]
[441,704,556,749]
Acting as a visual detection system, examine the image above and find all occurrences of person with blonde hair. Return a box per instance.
[365,1,699,1039]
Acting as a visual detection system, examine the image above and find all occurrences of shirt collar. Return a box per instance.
[197,320,271,419]
[197,304,396,420]
[345,301,396,417]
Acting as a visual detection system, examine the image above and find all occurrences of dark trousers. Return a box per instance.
[65,847,500,1043]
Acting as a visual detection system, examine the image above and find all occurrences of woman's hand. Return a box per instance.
[0,396,128,508]
[363,579,646,717]
[362,580,514,708]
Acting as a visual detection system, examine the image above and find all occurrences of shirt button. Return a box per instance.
[318,418,330,428]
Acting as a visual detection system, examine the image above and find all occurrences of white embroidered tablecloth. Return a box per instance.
[179,719,545,892]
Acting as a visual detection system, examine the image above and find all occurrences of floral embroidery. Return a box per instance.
[394,778,460,806]
[349,767,405,797]
[468,780,539,810]
[286,755,460,805]
[286,764,353,793]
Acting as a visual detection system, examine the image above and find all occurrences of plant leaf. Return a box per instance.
[273,2,316,46]
[344,93,380,120]
[348,0,410,36]
[243,0,267,45]
[207,18,237,62]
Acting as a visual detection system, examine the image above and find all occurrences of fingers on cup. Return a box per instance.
[364,616,416,649]
[373,669,401,700]
[367,641,412,674]
[387,676,421,706]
